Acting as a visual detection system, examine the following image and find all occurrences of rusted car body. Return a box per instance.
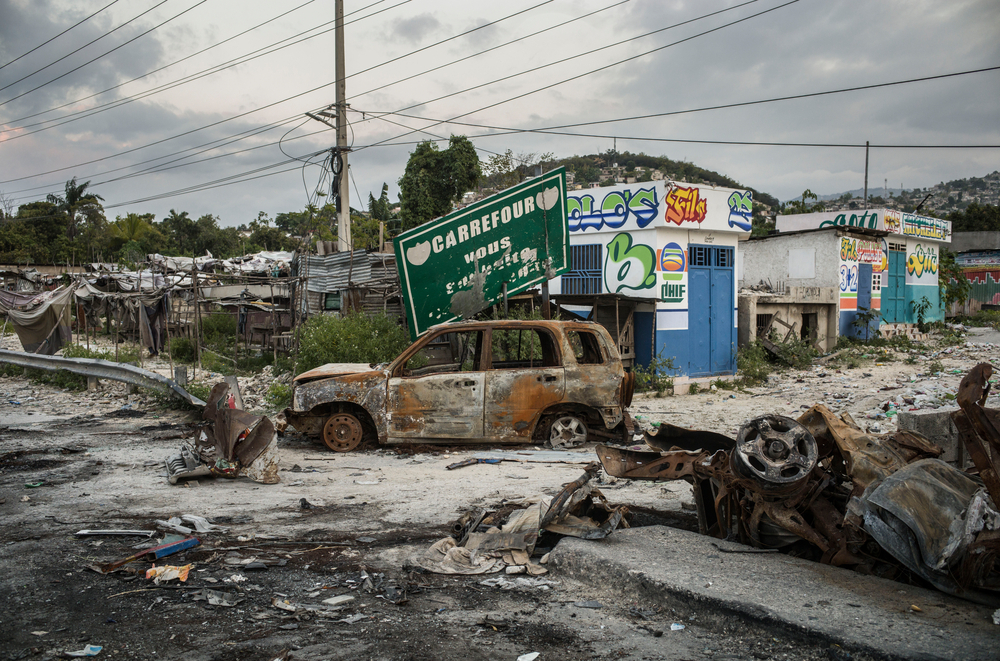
[283,320,636,452]
[597,364,1000,605]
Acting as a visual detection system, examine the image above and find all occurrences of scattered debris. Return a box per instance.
[88,536,200,574]
[446,457,502,470]
[74,530,154,538]
[145,564,192,584]
[64,644,103,658]
[165,380,279,485]
[410,463,625,576]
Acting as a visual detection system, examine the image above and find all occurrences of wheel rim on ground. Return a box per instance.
[323,413,363,452]
[549,415,587,447]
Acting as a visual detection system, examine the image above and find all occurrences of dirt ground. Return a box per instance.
[1,326,997,660]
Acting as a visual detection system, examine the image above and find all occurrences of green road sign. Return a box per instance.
[395,167,569,338]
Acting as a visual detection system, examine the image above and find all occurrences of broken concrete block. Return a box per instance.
[896,407,964,465]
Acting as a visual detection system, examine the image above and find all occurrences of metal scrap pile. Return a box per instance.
[411,463,626,576]
[598,363,1000,605]
[165,381,280,485]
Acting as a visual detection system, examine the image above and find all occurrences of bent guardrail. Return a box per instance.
[0,349,206,407]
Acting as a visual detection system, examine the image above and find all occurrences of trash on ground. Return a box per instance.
[145,563,192,584]
[88,536,200,574]
[165,380,279,485]
[74,530,154,538]
[410,462,625,575]
[446,457,503,470]
[64,644,103,658]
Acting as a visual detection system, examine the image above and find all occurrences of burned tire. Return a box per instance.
[322,413,364,452]
[548,414,588,448]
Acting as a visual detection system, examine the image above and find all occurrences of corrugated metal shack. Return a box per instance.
[293,250,403,321]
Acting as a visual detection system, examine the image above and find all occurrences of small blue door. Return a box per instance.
[688,245,735,377]
[855,263,875,338]
[882,250,905,322]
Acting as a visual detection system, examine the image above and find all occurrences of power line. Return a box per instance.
[355,0,803,152]
[4,0,399,129]
[0,0,123,72]
[0,0,210,108]
[0,0,172,95]
[372,65,1000,143]
[0,0,562,185]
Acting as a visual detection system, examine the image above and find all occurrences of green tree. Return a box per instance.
[781,189,823,215]
[162,209,195,255]
[46,178,105,243]
[368,183,392,222]
[398,136,481,231]
[948,203,1000,232]
[938,248,970,308]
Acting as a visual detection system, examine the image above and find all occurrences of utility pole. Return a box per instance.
[334,0,350,253]
[863,140,869,210]
[306,0,351,252]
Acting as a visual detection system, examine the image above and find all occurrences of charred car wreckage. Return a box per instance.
[281,320,636,452]
[598,363,1000,606]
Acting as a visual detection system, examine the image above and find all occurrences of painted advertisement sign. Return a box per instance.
[657,241,687,305]
[883,210,951,241]
[395,168,569,338]
[567,181,753,234]
[776,208,951,243]
[839,236,884,311]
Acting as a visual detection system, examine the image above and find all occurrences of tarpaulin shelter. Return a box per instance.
[0,286,74,355]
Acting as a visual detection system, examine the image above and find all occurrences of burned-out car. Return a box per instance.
[282,319,636,452]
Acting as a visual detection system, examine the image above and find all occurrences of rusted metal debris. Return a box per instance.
[165,380,280,484]
[599,367,1000,605]
[410,463,627,575]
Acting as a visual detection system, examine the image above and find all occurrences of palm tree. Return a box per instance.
[46,177,104,239]
[109,213,151,243]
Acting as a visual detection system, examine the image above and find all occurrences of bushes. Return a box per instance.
[632,352,676,396]
[296,312,411,373]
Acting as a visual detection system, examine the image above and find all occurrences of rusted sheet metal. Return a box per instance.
[643,423,735,454]
[596,444,705,481]
[954,363,1000,505]
[293,363,375,384]
[540,462,601,529]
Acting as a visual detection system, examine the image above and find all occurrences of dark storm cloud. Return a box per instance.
[0,0,169,118]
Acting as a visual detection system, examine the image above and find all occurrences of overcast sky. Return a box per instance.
[1,0,997,228]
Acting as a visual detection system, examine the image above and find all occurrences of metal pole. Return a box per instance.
[335,0,351,252]
[863,140,869,209]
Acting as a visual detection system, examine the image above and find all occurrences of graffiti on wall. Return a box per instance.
[840,237,884,269]
[726,191,753,231]
[839,264,859,295]
[902,214,949,240]
[820,210,879,230]
[906,243,938,278]
[605,233,657,293]
[567,187,659,232]
[664,185,707,226]
[883,209,901,234]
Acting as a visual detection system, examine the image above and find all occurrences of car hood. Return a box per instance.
[293,363,376,385]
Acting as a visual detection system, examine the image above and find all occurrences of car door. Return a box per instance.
[386,329,485,440]
[483,326,564,440]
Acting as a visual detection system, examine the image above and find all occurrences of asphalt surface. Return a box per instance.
[550,525,999,661]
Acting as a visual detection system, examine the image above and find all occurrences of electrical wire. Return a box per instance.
[369,65,1000,144]
[356,0,803,152]
[4,0,402,130]
[0,0,124,72]
[0,0,168,91]
[1,0,213,110]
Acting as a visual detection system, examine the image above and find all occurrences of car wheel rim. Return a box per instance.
[550,415,587,447]
[323,413,363,452]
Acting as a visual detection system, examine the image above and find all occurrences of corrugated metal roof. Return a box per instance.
[304,250,372,293]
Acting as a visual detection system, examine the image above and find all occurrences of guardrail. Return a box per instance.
[0,349,206,407]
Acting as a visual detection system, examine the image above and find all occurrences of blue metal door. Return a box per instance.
[856,262,874,338]
[882,250,906,323]
[688,245,735,377]
[688,266,711,376]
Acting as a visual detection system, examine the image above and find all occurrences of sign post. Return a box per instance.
[394,167,570,338]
